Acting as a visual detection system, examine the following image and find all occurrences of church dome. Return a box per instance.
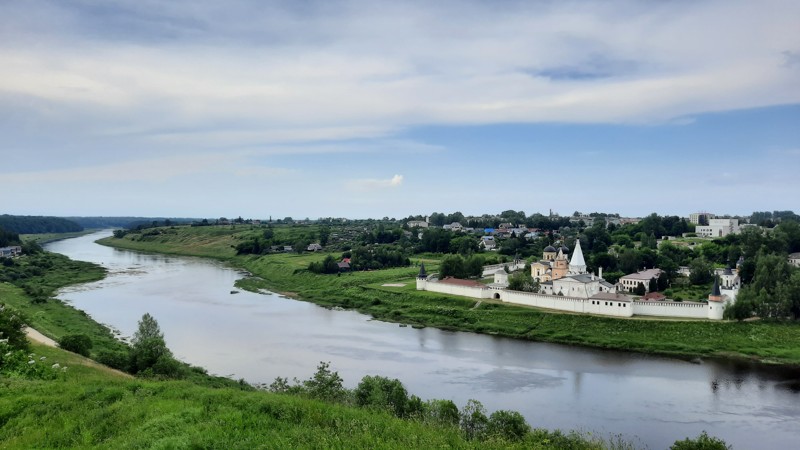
[544,245,556,253]
[560,245,569,253]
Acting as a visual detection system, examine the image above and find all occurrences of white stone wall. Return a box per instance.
[632,301,708,319]
[417,279,492,299]
[499,290,633,317]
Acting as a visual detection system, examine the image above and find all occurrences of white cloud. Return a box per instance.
[345,174,404,191]
[0,0,798,147]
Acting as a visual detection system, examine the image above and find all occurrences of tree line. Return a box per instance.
[0,215,82,234]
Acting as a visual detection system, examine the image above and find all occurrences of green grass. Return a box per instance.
[98,226,800,366]
[19,230,97,244]
[0,344,615,450]
[0,283,128,358]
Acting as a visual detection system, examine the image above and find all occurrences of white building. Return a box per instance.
[619,268,663,293]
[789,252,800,268]
[696,218,739,238]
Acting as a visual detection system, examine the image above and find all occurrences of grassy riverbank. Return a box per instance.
[2,344,621,450]
[98,226,800,366]
[19,229,97,244]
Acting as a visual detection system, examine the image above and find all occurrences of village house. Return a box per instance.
[0,246,22,257]
[789,252,800,268]
[306,243,323,252]
[479,236,497,250]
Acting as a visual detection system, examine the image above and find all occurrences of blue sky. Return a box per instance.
[1,0,798,219]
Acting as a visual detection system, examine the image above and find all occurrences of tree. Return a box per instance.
[303,361,346,402]
[486,410,530,441]
[634,282,646,296]
[354,375,411,418]
[0,304,28,350]
[460,399,488,440]
[507,271,539,292]
[648,277,658,293]
[670,431,730,450]
[319,226,331,246]
[130,313,175,375]
[689,258,713,285]
[423,399,460,426]
[440,255,467,279]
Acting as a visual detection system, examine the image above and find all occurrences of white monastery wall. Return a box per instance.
[632,301,708,319]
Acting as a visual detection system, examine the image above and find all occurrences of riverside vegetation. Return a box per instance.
[101,223,800,365]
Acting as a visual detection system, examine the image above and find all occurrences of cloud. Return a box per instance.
[1,0,798,148]
[345,174,404,191]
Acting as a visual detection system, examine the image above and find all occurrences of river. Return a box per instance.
[46,231,800,449]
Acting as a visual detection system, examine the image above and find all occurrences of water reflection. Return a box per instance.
[45,231,800,450]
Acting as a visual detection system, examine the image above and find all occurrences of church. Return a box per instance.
[533,239,616,299]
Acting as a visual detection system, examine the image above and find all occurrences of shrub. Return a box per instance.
[670,431,730,450]
[486,410,530,441]
[354,375,411,417]
[58,334,93,357]
[97,350,130,371]
[423,399,460,426]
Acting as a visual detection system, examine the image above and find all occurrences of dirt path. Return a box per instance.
[24,327,133,379]
[24,327,59,347]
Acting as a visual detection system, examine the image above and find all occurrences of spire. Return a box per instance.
[568,239,587,274]
[418,263,427,279]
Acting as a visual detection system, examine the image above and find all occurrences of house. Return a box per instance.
[407,218,429,228]
[337,261,351,271]
[479,236,496,250]
[789,252,800,268]
[619,268,663,293]
[443,222,464,232]
[0,246,22,257]
[307,243,323,252]
[283,245,293,252]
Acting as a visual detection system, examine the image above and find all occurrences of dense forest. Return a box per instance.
[0,215,82,234]
[65,216,198,229]
[0,227,20,247]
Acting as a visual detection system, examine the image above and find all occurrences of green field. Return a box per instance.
[98,225,800,366]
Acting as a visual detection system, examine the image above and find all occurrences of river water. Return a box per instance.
[46,231,800,449]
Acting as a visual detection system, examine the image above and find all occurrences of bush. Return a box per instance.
[670,431,730,450]
[486,410,530,441]
[97,350,130,371]
[58,334,93,357]
[354,375,411,417]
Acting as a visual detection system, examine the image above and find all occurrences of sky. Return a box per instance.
[1,0,798,220]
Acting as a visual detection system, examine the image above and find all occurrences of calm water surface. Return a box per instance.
[47,231,800,449]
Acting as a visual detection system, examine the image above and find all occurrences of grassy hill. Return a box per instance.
[1,343,617,449]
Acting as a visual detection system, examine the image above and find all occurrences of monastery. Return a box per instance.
[416,240,738,320]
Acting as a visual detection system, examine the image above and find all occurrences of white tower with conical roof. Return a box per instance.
[568,239,587,275]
